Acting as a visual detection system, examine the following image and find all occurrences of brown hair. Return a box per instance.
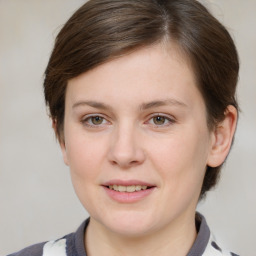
[44,0,239,199]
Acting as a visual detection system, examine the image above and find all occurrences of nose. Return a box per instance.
[107,124,146,169]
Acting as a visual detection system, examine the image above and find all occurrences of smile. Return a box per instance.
[108,185,149,192]
[102,181,156,203]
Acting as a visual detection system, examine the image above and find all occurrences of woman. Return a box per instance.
[8,0,239,255]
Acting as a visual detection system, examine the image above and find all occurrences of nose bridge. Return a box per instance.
[108,120,145,168]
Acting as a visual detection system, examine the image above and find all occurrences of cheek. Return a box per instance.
[64,131,107,181]
[64,133,108,211]
[148,130,209,193]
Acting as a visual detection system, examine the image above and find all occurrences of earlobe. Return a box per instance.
[207,105,238,167]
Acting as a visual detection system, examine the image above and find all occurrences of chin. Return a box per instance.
[95,210,160,237]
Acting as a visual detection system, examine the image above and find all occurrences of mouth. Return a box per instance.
[102,180,156,203]
[106,185,153,193]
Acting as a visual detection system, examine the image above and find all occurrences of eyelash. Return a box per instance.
[81,114,110,128]
[146,114,175,127]
[81,114,175,128]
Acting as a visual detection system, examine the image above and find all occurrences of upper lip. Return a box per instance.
[102,179,156,187]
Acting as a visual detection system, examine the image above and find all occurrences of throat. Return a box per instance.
[85,216,197,256]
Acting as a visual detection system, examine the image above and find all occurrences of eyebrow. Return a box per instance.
[72,101,111,110]
[140,99,188,110]
[72,99,188,111]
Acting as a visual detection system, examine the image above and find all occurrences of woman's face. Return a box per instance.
[61,44,215,236]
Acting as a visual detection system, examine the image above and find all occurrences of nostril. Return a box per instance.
[107,143,146,168]
[110,160,118,166]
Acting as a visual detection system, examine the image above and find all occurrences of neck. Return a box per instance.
[85,213,197,256]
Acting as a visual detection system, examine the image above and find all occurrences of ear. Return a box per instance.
[52,119,69,166]
[207,105,238,167]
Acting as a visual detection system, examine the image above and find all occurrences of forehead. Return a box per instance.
[66,43,201,110]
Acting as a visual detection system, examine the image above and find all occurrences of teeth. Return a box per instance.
[118,185,126,192]
[135,185,141,191]
[126,185,135,192]
[108,185,149,192]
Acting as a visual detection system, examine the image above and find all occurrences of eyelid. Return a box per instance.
[146,113,176,126]
[80,113,176,128]
[81,114,111,128]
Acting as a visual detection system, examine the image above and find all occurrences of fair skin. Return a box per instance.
[59,43,237,256]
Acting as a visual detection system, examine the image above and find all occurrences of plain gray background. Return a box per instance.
[0,1,255,255]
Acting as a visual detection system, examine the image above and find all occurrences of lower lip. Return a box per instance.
[103,186,155,203]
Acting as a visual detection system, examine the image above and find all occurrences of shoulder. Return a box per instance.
[6,219,89,256]
[191,213,240,256]
[7,238,69,256]
[7,231,78,256]
[203,233,240,256]
[6,241,45,256]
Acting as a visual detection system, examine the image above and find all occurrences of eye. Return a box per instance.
[81,115,109,127]
[147,114,174,127]
[90,116,104,125]
[152,116,167,125]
